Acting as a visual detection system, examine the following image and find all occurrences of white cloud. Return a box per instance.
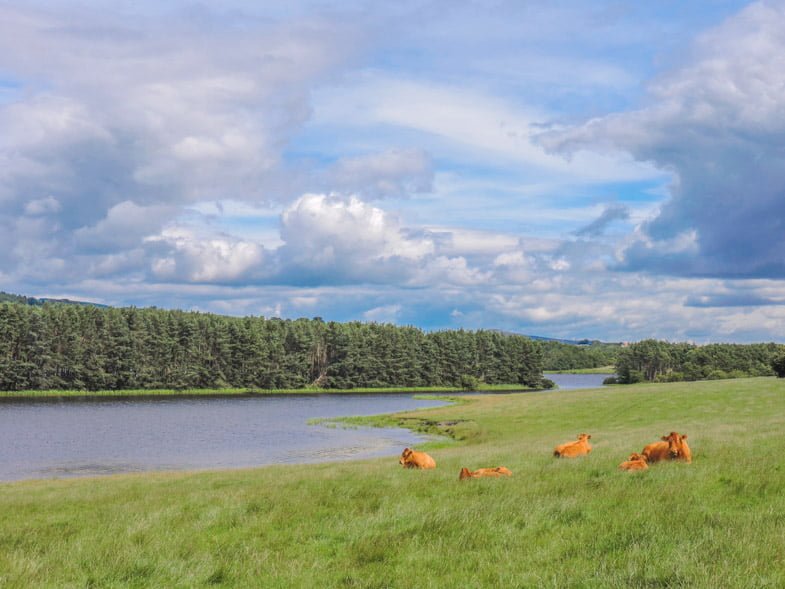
[493,251,529,268]
[146,227,267,283]
[363,304,402,323]
[74,201,177,253]
[277,193,434,282]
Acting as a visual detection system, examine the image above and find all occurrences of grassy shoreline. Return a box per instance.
[2,377,784,587]
[0,383,535,399]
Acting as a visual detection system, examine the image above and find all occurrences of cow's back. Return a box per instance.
[474,467,512,477]
[619,458,648,471]
[642,441,670,463]
[409,451,436,469]
[555,441,591,458]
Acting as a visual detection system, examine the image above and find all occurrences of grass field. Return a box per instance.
[2,377,784,587]
[0,383,532,398]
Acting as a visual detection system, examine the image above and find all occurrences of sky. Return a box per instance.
[2,0,785,343]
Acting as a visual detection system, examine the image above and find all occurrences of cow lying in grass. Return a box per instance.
[642,432,692,464]
[618,452,648,471]
[399,448,436,469]
[458,466,512,480]
[553,433,592,458]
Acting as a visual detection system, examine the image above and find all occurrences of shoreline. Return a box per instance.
[0,384,537,400]
[544,367,616,374]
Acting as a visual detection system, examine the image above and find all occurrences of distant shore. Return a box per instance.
[544,366,615,375]
[0,383,537,399]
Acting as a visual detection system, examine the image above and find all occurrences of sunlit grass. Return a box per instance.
[1,377,784,587]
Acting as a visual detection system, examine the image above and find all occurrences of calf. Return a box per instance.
[618,452,648,471]
[553,433,592,458]
[642,432,692,464]
[399,448,436,469]
[459,466,512,480]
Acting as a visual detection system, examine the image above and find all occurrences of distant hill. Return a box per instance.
[491,329,612,346]
[523,334,605,346]
[0,291,108,308]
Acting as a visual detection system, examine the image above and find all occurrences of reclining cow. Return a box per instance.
[553,433,592,458]
[618,452,648,471]
[459,466,512,480]
[642,432,692,464]
[399,448,436,469]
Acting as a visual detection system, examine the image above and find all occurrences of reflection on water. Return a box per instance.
[546,373,614,390]
[0,394,450,482]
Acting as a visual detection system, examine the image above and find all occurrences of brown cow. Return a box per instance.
[458,466,512,480]
[642,432,692,464]
[553,433,592,458]
[618,452,648,471]
[399,448,436,469]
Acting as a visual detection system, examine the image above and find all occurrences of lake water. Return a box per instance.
[0,394,451,482]
[546,373,614,390]
[0,375,612,482]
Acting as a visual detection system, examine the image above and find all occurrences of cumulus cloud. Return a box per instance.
[277,193,435,284]
[542,1,785,279]
[74,201,177,253]
[146,227,268,284]
[131,192,495,288]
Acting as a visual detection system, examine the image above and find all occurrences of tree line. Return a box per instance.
[538,340,620,371]
[612,339,785,383]
[0,303,546,391]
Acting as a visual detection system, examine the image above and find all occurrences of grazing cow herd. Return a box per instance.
[399,431,692,478]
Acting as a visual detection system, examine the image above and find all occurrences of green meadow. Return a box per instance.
[2,377,784,587]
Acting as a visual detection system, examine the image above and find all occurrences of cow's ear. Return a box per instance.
[587,434,592,439]
[681,434,688,440]
[661,436,669,441]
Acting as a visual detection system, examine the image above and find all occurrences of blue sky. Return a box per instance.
[2,0,785,342]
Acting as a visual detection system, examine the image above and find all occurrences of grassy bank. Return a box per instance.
[2,377,785,587]
[545,365,616,374]
[0,383,533,399]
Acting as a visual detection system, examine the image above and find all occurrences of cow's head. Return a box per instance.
[578,433,592,442]
[628,452,645,462]
[661,432,687,458]
[399,448,413,465]
[459,467,473,480]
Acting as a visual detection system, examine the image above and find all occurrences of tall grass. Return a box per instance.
[1,377,784,587]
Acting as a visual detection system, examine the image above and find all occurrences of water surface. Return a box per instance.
[0,394,450,482]
[546,373,614,390]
